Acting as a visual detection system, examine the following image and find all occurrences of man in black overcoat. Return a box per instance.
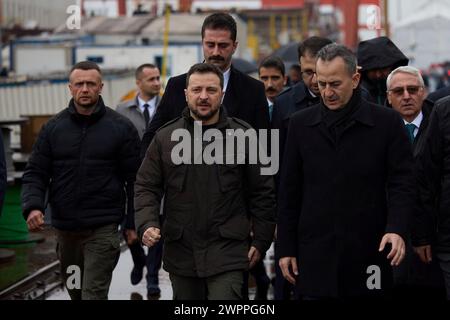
[277,44,415,299]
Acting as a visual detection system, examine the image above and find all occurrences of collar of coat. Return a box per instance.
[68,95,107,123]
[305,88,375,128]
[291,81,309,105]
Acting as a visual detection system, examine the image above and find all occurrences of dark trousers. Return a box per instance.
[242,257,269,299]
[392,237,446,300]
[128,238,163,289]
[56,223,120,300]
[127,214,164,289]
[437,252,450,300]
[170,271,244,300]
[274,258,298,300]
[274,241,298,300]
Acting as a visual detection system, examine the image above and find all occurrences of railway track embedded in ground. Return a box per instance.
[0,261,62,300]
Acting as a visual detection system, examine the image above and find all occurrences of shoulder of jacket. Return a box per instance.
[365,101,396,117]
[231,67,260,85]
[106,107,136,127]
[116,98,136,110]
[168,73,187,85]
[156,116,183,132]
[290,103,320,122]
[48,108,69,125]
[435,95,450,109]
[275,87,293,101]
[38,109,70,136]
[432,96,450,119]
[229,117,253,129]
[280,86,293,95]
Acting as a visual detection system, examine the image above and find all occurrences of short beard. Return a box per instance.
[190,107,219,121]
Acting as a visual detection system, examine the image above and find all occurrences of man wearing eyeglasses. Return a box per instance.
[387,66,429,146]
[272,37,332,175]
[387,66,446,300]
[271,36,331,300]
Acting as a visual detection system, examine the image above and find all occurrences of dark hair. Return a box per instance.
[201,13,237,42]
[259,56,285,76]
[70,61,101,77]
[317,43,357,75]
[186,63,224,89]
[135,63,158,80]
[298,36,333,59]
[290,64,301,72]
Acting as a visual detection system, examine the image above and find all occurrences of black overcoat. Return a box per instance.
[277,94,415,297]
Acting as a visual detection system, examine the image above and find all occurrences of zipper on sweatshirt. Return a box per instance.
[75,122,89,217]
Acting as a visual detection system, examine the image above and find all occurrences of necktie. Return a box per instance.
[405,123,416,144]
[143,104,150,130]
[268,103,273,122]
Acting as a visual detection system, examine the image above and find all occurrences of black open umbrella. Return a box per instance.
[231,58,258,75]
[272,42,299,64]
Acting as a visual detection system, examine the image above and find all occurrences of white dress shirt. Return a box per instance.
[223,68,231,94]
[137,95,158,119]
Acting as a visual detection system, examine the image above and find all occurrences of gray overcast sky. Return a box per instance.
[388,0,450,24]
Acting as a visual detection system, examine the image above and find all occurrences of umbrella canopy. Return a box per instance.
[231,58,258,75]
[272,42,299,64]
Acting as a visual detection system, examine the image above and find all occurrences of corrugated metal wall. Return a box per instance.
[2,0,76,29]
[0,75,135,120]
[0,75,135,146]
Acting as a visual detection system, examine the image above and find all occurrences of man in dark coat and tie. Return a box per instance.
[271,36,332,300]
[140,12,269,157]
[387,66,432,147]
[116,63,163,297]
[277,44,415,299]
[386,65,445,300]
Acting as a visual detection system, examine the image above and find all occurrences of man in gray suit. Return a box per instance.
[116,63,163,297]
[117,64,161,139]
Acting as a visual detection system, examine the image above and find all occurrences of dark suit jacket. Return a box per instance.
[412,102,433,152]
[394,102,445,291]
[426,85,450,105]
[140,65,270,157]
[271,82,319,189]
[397,101,446,293]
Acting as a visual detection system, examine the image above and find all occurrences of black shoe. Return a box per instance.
[255,277,270,300]
[130,292,143,300]
[130,265,144,285]
[147,287,161,300]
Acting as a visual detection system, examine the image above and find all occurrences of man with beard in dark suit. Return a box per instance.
[140,12,269,157]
